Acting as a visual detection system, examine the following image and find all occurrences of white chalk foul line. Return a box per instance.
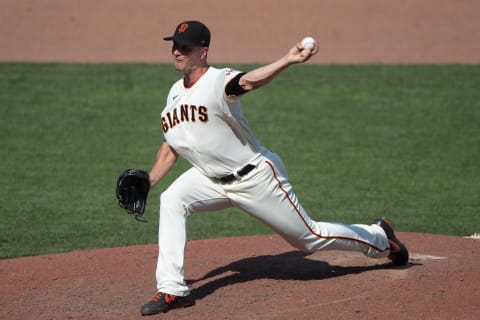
[464,233,480,239]
[409,253,447,261]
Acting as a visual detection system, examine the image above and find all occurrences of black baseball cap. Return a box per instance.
[163,21,210,47]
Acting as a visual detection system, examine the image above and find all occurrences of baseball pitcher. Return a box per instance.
[131,20,409,316]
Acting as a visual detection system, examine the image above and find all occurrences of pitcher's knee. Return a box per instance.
[282,234,324,253]
[160,190,189,216]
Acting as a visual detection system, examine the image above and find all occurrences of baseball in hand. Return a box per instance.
[301,36,315,50]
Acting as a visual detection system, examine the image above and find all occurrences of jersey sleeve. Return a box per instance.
[214,68,244,111]
[225,72,247,96]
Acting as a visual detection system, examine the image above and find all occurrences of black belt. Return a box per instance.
[215,164,255,184]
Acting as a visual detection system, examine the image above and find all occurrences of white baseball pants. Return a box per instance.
[155,148,390,296]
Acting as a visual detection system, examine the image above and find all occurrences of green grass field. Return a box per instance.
[1,63,479,259]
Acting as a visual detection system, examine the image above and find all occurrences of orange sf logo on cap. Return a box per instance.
[178,23,189,33]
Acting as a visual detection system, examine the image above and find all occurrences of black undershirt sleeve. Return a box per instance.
[225,72,247,96]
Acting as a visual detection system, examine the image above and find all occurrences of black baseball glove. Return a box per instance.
[116,169,150,221]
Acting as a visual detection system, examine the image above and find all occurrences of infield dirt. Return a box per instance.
[1,234,479,319]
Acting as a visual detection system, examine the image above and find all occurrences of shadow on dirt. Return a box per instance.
[188,251,413,301]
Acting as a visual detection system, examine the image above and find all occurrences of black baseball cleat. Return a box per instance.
[140,292,195,316]
[374,218,409,266]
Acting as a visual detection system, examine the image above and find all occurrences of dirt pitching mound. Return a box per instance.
[1,233,478,319]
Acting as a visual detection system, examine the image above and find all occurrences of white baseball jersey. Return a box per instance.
[161,67,261,178]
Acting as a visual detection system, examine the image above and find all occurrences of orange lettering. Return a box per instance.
[178,23,188,33]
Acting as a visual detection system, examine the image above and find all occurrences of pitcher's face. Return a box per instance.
[172,42,207,74]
